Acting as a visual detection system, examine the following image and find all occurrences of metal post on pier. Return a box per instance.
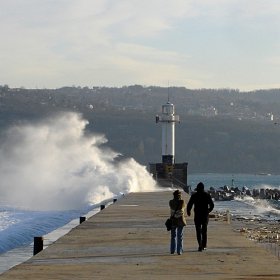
[33,236,44,255]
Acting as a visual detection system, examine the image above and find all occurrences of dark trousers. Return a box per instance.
[194,215,209,248]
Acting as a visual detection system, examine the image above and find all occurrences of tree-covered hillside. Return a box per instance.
[1,85,280,174]
[83,109,280,174]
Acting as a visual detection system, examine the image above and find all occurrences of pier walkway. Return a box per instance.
[1,191,280,279]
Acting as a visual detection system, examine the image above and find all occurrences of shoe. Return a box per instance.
[171,252,174,254]
[198,247,202,251]
[203,247,207,250]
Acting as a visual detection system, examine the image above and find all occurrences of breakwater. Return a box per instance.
[1,191,280,280]
[209,185,280,201]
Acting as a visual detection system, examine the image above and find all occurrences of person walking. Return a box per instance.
[187,182,214,251]
[169,190,187,255]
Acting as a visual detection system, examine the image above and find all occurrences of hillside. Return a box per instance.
[0,85,280,174]
[83,109,280,174]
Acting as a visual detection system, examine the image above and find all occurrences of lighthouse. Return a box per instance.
[155,100,180,178]
[149,98,188,189]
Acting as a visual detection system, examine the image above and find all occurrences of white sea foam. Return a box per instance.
[0,112,157,211]
[0,112,159,261]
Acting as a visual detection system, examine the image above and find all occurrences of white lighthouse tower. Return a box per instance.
[156,99,180,169]
[150,97,187,186]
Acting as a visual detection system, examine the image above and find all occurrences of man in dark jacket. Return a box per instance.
[187,182,214,251]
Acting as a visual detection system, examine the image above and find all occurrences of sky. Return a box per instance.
[1,0,280,91]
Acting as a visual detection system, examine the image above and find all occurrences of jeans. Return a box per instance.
[170,226,184,254]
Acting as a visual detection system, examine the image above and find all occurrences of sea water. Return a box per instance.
[189,173,280,220]
[0,203,102,274]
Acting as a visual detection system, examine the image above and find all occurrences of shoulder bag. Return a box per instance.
[165,201,180,231]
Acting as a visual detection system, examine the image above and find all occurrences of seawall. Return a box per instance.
[1,191,280,279]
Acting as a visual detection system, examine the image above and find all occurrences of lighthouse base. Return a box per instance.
[149,162,189,191]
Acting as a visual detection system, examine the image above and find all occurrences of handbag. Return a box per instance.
[165,201,180,231]
[165,218,172,231]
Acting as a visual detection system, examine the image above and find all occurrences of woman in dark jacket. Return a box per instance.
[169,190,187,255]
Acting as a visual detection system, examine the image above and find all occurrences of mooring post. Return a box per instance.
[33,236,44,255]
[80,216,86,224]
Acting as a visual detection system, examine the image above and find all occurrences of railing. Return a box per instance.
[171,176,186,187]
[258,241,280,259]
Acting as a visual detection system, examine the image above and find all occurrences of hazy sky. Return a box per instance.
[1,1,280,91]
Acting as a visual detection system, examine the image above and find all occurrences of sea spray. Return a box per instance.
[0,112,157,211]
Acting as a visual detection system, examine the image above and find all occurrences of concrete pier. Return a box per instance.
[1,191,280,279]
